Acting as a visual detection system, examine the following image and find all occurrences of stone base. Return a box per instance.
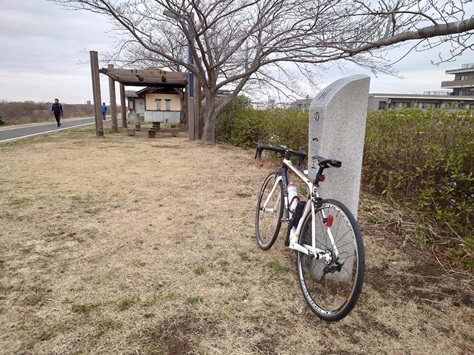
[127,128,135,136]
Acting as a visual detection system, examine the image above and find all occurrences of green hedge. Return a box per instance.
[363,108,473,269]
[217,103,473,269]
[216,97,308,149]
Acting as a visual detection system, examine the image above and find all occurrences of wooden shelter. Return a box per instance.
[89,51,189,137]
[100,67,187,87]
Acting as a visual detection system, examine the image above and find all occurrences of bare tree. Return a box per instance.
[51,0,474,143]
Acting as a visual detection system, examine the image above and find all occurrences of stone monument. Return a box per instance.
[309,74,370,219]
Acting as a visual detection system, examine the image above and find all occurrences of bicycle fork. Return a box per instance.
[261,176,282,213]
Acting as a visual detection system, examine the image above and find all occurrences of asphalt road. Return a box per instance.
[0,117,99,143]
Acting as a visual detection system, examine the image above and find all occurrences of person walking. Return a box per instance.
[51,98,63,127]
[101,102,108,120]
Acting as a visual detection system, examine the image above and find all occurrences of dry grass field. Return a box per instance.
[0,124,473,354]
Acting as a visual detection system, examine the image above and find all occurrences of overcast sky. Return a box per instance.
[0,0,472,104]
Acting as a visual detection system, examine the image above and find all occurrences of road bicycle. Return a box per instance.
[255,139,364,321]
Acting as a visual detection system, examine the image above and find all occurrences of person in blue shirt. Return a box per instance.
[101,102,108,120]
[51,98,63,127]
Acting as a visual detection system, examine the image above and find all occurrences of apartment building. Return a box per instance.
[368,62,474,111]
[441,62,474,97]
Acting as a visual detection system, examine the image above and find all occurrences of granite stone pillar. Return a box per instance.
[309,75,370,219]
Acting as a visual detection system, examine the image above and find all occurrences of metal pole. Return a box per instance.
[187,14,195,141]
[90,51,104,137]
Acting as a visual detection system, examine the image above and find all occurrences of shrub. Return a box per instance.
[217,102,308,150]
[218,104,473,269]
[363,108,473,269]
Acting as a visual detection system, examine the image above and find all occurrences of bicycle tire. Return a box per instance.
[296,199,364,321]
[255,172,284,250]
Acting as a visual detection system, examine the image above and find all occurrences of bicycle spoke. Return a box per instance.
[297,199,364,321]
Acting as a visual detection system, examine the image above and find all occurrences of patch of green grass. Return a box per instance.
[411,228,428,246]
[98,319,122,331]
[155,281,166,290]
[142,295,160,308]
[151,144,182,149]
[132,260,146,267]
[165,292,177,301]
[364,213,378,224]
[118,296,139,311]
[266,260,289,274]
[36,329,56,341]
[298,186,308,196]
[24,285,50,306]
[217,260,230,272]
[8,197,29,207]
[194,266,205,275]
[71,194,94,204]
[71,302,103,314]
[186,296,203,305]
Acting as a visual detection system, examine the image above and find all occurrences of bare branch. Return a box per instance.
[49,0,474,142]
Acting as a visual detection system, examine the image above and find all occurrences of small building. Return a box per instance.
[125,90,145,117]
[101,67,187,125]
[125,87,183,124]
[291,98,313,111]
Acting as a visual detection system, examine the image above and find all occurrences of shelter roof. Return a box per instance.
[99,67,187,87]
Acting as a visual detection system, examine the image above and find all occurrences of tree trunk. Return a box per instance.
[201,108,217,143]
[201,97,217,143]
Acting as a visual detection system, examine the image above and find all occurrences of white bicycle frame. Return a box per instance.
[264,157,339,263]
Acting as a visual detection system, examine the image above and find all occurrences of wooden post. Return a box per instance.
[90,51,104,136]
[108,64,118,132]
[120,84,127,128]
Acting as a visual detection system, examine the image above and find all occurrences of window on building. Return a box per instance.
[165,99,171,111]
[378,101,388,110]
[156,99,162,110]
[420,102,439,109]
[395,102,408,108]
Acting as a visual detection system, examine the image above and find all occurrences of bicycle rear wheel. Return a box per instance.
[296,199,364,321]
[255,172,284,250]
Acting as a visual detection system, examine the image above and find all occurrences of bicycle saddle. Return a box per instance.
[312,156,342,168]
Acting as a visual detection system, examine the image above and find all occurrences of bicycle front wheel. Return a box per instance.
[296,199,364,321]
[255,172,284,250]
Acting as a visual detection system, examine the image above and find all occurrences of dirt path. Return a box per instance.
[0,125,472,354]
